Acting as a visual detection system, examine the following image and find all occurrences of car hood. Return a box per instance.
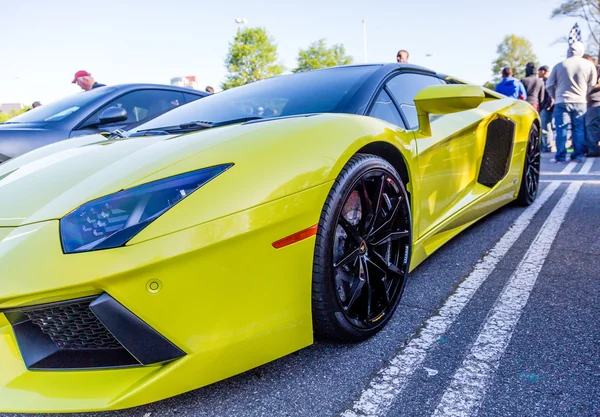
[0,125,244,227]
[0,121,50,130]
[0,115,342,227]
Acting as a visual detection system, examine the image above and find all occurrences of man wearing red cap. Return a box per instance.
[72,70,106,91]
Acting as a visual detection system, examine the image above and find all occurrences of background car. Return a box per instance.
[0,63,540,412]
[0,84,208,162]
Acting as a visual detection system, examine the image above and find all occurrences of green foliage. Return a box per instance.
[0,107,29,123]
[491,35,538,83]
[551,0,600,60]
[221,27,284,90]
[293,39,353,73]
[483,81,497,90]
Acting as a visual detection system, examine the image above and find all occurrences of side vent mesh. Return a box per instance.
[478,117,515,188]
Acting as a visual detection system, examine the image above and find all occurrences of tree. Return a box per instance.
[0,107,29,123]
[293,39,353,73]
[483,81,497,90]
[221,27,284,90]
[491,35,538,83]
[551,0,600,60]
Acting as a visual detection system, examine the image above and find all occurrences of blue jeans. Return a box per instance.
[584,106,600,155]
[540,108,554,152]
[554,102,586,161]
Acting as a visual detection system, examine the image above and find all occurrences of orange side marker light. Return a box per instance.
[272,225,318,249]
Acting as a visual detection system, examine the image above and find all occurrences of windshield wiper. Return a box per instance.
[132,116,264,136]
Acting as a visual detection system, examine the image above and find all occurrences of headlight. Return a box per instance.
[60,164,233,253]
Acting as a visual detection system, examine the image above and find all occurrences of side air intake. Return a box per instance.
[477,117,515,188]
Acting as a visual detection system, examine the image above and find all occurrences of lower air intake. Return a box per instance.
[24,299,122,350]
[2,293,185,370]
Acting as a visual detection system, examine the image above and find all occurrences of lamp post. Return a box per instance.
[235,17,247,32]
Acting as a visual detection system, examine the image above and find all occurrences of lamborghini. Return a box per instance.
[0,63,540,412]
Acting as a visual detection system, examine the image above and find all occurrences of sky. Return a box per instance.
[0,0,584,106]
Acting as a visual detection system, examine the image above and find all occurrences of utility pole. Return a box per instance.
[235,17,247,33]
[362,19,368,63]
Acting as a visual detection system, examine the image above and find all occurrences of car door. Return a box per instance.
[71,89,186,137]
[385,72,485,239]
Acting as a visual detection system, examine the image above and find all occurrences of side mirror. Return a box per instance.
[414,84,484,137]
[98,107,128,125]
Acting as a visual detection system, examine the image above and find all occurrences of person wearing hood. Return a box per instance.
[495,67,527,100]
[521,62,545,111]
[546,41,598,163]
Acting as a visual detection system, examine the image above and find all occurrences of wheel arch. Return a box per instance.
[356,141,412,208]
[532,116,540,133]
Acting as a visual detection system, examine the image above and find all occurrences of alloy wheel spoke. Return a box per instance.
[380,277,391,307]
[345,271,365,312]
[339,216,362,244]
[366,255,386,275]
[361,257,373,320]
[368,197,400,240]
[366,252,392,309]
[371,250,403,277]
[333,247,360,269]
[360,179,374,215]
[367,175,387,236]
[372,230,410,246]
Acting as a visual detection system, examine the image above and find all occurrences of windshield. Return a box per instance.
[7,87,115,123]
[133,65,379,132]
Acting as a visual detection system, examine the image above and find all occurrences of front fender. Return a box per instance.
[129,114,417,245]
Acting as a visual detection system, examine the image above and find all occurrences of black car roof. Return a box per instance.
[93,83,209,96]
[307,62,438,75]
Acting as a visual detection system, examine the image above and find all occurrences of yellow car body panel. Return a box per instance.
[0,84,538,412]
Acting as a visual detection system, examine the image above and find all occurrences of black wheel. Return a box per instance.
[312,154,412,342]
[515,124,540,206]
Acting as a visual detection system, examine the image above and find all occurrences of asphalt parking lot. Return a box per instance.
[3,153,599,417]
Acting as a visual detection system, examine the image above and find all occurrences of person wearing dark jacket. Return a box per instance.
[521,62,545,111]
[584,77,600,157]
[538,65,554,152]
[495,67,527,100]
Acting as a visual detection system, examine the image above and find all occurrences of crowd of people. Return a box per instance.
[494,41,600,162]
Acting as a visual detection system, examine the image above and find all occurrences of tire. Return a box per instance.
[515,124,541,206]
[312,154,412,342]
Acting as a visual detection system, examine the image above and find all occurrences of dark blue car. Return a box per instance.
[0,84,208,163]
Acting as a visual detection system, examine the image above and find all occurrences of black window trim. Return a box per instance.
[366,88,407,129]
[183,92,204,104]
[365,68,442,130]
[73,88,189,131]
[379,70,446,131]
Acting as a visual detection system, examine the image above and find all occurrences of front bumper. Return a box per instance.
[2,293,184,370]
[0,182,329,412]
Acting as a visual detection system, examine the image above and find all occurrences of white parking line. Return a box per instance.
[432,182,581,417]
[560,162,578,174]
[540,171,600,176]
[579,158,594,175]
[340,182,561,417]
[542,179,600,184]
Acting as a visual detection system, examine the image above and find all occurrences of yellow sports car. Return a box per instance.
[0,63,540,412]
